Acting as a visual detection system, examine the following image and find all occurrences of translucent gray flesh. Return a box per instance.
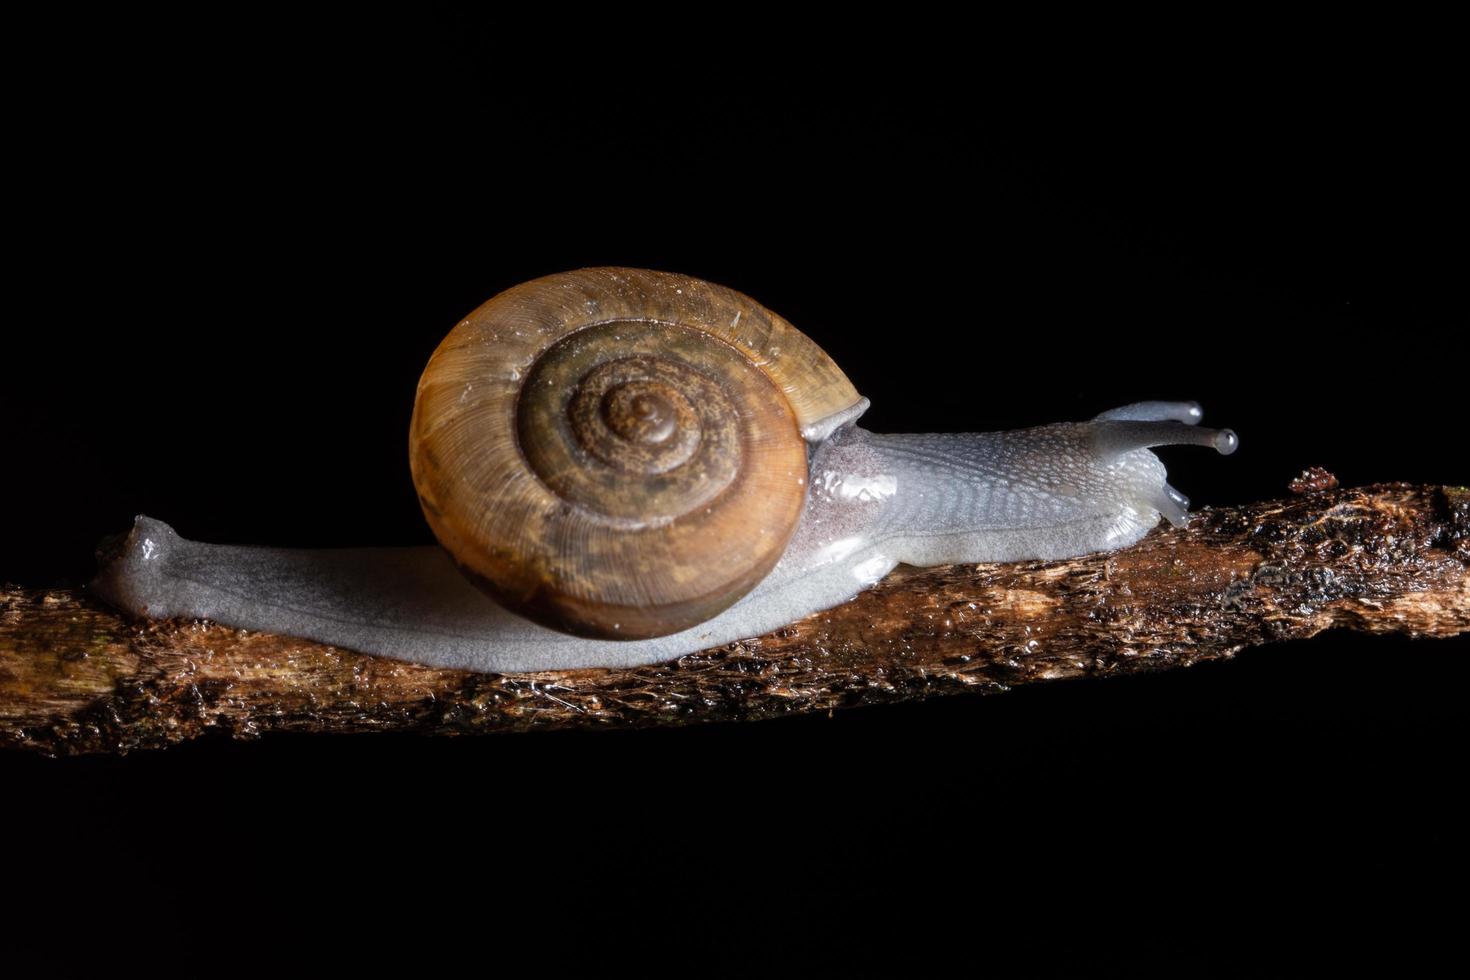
[91,402,1236,673]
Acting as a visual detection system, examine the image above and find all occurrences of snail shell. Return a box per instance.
[408,268,863,640]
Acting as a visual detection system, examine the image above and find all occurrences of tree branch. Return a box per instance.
[3,481,1467,755]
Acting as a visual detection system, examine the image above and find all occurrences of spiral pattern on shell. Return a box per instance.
[409,268,863,639]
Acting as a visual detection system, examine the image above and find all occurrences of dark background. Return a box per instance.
[5,13,1464,975]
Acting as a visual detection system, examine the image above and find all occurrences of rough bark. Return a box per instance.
[3,481,1467,756]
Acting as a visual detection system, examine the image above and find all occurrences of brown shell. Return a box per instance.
[409,268,863,640]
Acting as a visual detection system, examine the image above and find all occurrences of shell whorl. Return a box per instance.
[409,267,863,639]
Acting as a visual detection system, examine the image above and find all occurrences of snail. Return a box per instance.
[93,268,1237,673]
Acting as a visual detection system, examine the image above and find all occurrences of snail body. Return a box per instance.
[93,269,1237,673]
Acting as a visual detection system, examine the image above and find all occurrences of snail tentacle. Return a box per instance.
[1094,400,1204,424]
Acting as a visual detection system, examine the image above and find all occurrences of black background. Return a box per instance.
[5,13,1465,976]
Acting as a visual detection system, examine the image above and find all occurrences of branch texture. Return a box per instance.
[3,482,1467,755]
